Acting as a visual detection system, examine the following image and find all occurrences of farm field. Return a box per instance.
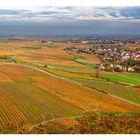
[0,63,140,133]
[43,67,140,86]
[17,42,100,68]
[100,74,140,86]
[0,39,140,133]
[0,40,100,71]
[73,78,140,104]
[0,63,82,130]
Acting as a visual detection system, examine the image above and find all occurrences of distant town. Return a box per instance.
[64,37,140,73]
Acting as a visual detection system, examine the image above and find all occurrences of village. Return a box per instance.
[64,41,140,73]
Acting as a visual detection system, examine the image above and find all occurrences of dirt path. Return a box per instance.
[17,63,82,85]
[108,93,140,107]
[21,63,140,108]
[2,62,140,108]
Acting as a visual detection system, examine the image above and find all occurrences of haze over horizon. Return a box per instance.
[0,6,140,36]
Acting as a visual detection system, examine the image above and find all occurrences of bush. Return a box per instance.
[75,111,140,134]
[114,67,123,72]
[134,67,140,73]
[5,111,140,134]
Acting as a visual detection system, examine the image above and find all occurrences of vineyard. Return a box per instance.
[0,64,82,129]
[73,78,140,104]
[32,75,140,112]
[0,63,140,132]
[0,39,140,134]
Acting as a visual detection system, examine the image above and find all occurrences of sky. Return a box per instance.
[0,6,140,36]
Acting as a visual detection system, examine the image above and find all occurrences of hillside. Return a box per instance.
[0,40,140,134]
[0,63,140,133]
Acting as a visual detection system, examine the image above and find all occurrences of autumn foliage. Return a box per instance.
[16,111,140,134]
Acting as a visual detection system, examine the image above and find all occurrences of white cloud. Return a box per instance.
[0,7,139,23]
[0,0,140,6]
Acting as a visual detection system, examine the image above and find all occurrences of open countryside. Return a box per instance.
[0,37,140,133]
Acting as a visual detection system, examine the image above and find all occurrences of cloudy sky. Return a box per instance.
[0,6,140,36]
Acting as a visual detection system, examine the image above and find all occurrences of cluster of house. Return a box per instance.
[98,49,140,72]
[64,45,140,72]
[98,63,135,72]
[80,38,140,45]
